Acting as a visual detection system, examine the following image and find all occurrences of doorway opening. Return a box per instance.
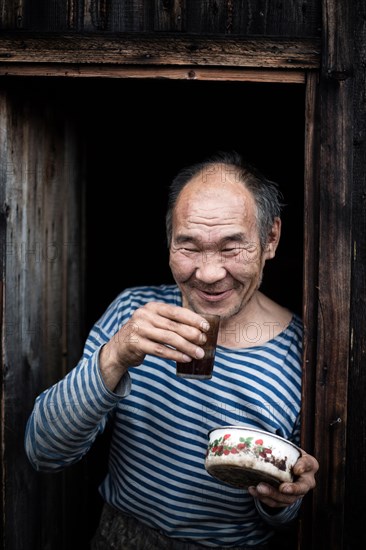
[74,77,305,543]
[1,75,305,548]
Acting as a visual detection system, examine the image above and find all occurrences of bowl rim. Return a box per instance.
[207,425,302,454]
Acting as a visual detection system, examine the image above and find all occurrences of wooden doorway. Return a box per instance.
[0,71,312,550]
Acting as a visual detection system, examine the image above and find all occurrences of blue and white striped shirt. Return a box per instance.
[25,284,303,548]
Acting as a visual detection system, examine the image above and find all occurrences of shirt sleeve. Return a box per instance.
[254,497,302,528]
[24,297,131,472]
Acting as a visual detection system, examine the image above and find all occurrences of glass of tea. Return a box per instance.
[176,313,220,380]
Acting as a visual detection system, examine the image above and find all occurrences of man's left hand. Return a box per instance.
[247,451,319,508]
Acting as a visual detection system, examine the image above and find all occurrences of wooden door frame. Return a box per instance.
[0,31,352,550]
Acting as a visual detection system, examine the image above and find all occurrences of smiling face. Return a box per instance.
[169,165,281,322]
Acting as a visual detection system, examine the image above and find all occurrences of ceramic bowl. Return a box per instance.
[205,425,301,489]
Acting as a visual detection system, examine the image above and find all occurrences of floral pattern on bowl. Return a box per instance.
[206,433,288,472]
[205,426,301,489]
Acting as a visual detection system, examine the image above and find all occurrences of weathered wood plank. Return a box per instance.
[186,0,321,37]
[300,69,320,550]
[0,83,87,549]
[0,0,26,30]
[102,0,154,33]
[0,0,322,35]
[154,0,184,32]
[0,33,321,69]
[0,63,307,82]
[304,1,353,549]
[346,0,366,548]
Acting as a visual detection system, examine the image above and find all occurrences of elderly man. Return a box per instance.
[25,151,318,549]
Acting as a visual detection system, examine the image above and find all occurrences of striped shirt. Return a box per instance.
[25,284,303,548]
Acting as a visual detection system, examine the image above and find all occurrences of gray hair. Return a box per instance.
[165,150,284,250]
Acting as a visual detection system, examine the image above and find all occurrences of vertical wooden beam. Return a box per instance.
[301,2,354,549]
[0,0,25,29]
[154,0,185,32]
[300,69,320,549]
[0,89,7,550]
[0,82,86,550]
[346,1,366,549]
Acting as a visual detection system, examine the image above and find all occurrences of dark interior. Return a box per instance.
[81,78,305,544]
[82,78,305,329]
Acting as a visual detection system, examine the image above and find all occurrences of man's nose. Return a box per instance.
[195,253,226,284]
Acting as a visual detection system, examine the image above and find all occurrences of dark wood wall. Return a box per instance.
[0,81,88,550]
[0,0,321,35]
[1,1,366,550]
[346,1,366,548]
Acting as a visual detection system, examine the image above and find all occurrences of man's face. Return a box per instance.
[169,166,279,321]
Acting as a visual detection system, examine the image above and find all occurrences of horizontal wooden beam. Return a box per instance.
[0,63,307,82]
[0,33,320,71]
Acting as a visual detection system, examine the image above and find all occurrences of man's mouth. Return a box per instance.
[195,288,232,301]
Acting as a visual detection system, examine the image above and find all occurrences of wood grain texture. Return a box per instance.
[0,63,307,82]
[0,0,321,35]
[0,33,321,69]
[186,0,321,36]
[345,0,366,548]
[0,84,87,550]
[154,0,184,32]
[300,69,320,550]
[301,1,354,549]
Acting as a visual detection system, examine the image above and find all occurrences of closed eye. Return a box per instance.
[221,246,241,255]
[182,247,199,253]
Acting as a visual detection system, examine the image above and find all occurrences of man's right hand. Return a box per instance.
[99,302,210,391]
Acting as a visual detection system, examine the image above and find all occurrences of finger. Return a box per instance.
[150,328,206,361]
[281,476,316,497]
[143,302,210,331]
[151,316,208,346]
[248,484,299,508]
[130,312,206,357]
[279,467,317,498]
[293,453,319,476]
[124,323,205,363]
[138,304,209,344]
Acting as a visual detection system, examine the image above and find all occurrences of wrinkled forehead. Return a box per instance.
[174,167,257,218]
[171,174,260,248]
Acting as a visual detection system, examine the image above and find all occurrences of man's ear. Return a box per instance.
[263,217,281,260]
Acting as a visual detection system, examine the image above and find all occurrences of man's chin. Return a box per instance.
[184,298,234,318]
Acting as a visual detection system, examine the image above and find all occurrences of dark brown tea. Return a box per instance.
[176,314,220,379]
